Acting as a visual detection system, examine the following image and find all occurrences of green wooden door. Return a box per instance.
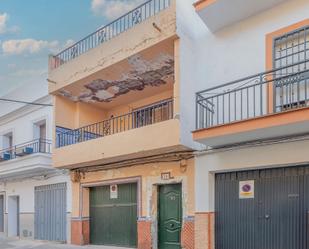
[158,184,182,249]
[90,183,137,247]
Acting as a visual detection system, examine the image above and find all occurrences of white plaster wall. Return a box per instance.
[0,100,53,147]
[0,174,72,213]
[0,82,72,211]
[0,81,72,242]
[194,0,309,88]
[185,0,309,213]
[0,81,48,118]
[176,0,207,151]
[176,0,309,150]
[195,139,309,212]
[0,174,72,241]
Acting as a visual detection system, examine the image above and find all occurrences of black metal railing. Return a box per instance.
[57,99,173,148]
[49,0,171,69]
[196,60,309,130]
[0,139,52,162]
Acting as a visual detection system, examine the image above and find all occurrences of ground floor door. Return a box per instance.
[90,182,137,247]
[158,184,182,249]
[215,166,309,249]
[34,183,67,242]
[8,196,19,237]
[0,195,4,232]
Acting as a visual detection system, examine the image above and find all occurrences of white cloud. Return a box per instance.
[0,13,19,34]
[1,39,59,55]
[0,13,8,34]
[91,0,144,20]
[63,39,75,48]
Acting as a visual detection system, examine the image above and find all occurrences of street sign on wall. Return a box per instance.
[239,180,254,199]
[110,184,118,199]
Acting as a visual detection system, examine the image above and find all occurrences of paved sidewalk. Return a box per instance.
[0,238,131,249]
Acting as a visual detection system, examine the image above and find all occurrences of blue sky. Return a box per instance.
[0,0,143,96]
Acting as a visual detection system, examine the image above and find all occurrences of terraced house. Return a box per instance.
[193,0,309,249]
[0,81,71,243]
[47,0,202,248]
[48,0,309,248]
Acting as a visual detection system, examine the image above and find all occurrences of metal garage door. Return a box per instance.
[215,166,309,249]
[90,183,137,247]
[34,183,67,242]
[0,195,3,232]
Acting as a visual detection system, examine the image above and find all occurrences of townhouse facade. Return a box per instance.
[47,1,202,248]
[0,82,72,243]
[193,0,309,249]
[46,0,309,248]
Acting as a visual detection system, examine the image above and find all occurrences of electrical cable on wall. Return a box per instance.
[0,98,53,107]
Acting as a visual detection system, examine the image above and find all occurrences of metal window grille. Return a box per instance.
[274,26,309,111]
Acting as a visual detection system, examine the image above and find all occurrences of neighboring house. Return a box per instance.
[193,0,309,249]
[47,0,201,248]
[0,82,72,243]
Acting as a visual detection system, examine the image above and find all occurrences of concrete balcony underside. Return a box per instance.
[193,107,309,148]
[0,153,54,181]
[194,0,289,32]
[53,119,190,169]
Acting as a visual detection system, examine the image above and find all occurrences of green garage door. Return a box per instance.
[90,183,137,247]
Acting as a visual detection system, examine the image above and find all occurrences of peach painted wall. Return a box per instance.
[53,118,182,168]
[54,96,106,129]
[54,96,76,129]
[75,102,107,128]
[71,158,195,219]
[106,89,174,118]
[55,89,174,130]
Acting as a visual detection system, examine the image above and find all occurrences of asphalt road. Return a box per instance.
[0,238,130,249]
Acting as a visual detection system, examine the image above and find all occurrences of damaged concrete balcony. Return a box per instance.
[48,0,183,170]
[48,0,176,94]
[50,28,185,169]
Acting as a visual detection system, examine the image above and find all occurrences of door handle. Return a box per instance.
[265,214,270,220]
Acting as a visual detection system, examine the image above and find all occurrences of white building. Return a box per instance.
[0,81,71,242]
[192,0,309,248]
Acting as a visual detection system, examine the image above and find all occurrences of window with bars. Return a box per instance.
[274,26,309,111]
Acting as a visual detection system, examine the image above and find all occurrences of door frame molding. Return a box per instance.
[7,195,19,237]
[0,192,5,233]
[147,177,189,249]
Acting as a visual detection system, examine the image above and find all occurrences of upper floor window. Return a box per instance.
[2,132,13,149]
[34,120,46,140]
[274,26,309,111]
[274,26,309,68]
[33,120,47,153]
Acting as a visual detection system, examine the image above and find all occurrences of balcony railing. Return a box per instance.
[57,99,173,148]
[0,139,52,162]
[196,60,309,130]
[49,0,171,70]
